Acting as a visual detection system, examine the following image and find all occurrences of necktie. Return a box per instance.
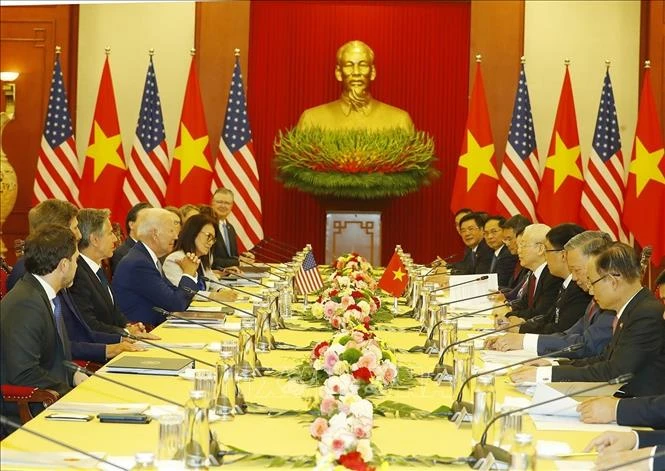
[527,273,536,308]
[586,300,598,320]
[52,296,71,360]
[155,259,164,276]
[517,272,531,299]
[96,267,113,301]
[222,222,231,255]
[489,254,497,273]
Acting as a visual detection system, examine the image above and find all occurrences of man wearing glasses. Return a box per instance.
[483,215,518,288]
[511,243,665,397]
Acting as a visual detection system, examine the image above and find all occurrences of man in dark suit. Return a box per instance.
[447,212,493,275]
[503,223,563,322]
[511,242,665,397]
[579,395,665,428]
[6,199,80,292]
[109,202,151,275]
[500,215,532,301]
[483,215,518,288]
[0,225,82,410]
[70,208,157,339]
[488,230,613,357]
[210,188,255,269]
[113,208,199,327]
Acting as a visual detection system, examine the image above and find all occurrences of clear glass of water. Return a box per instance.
[156,413,184,463]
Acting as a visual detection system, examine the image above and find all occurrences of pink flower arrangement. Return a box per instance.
[311,287,381,330]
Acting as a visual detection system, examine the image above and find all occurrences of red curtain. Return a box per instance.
[248,1,471,265]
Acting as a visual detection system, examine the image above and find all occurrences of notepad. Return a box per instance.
[105,356,193,376]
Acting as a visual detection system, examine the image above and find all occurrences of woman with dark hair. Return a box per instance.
[163,214,237,302]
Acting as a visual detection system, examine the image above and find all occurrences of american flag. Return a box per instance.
[122,56,169,208]
[213,54,263,252]
[294,251,323,294]
[580,70,629,242]
[33,53,81,206]
[497,64,539,221]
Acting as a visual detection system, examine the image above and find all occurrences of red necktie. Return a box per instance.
[527,273,536,308]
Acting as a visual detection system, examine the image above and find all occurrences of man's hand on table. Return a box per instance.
[127,322,160,340]
[593,448,653,471]
[106,340,146,359]
[488,333,524,351]
[577,396,619,424]
[509,366,536,383]
[211,289,238,302]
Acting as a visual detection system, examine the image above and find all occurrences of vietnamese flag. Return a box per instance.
[165,54,213,205]
[623,65,665,264]
[450,60,499,214]
[80,54,126,222]
[378,252,408,297]
[536,65,584,226]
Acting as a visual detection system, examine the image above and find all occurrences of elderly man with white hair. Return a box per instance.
[112,208,200,328]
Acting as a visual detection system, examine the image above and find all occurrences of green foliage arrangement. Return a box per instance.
[273,127,439,198]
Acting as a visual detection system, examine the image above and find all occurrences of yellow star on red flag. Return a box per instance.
[173,123,211,183]
[629,137,665,197]
[86,122,125,181]
[392,267,406,282]
[459,130,497,190]
[545,132,582,192]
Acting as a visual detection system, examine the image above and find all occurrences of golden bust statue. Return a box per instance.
[297,40,414,131]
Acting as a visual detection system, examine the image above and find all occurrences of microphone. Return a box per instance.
[432,313,547,376]
[0,415,130,471]
[253,239,293,257]
[438,290,506,306]
[202,275,264,299]
[423,254,460,276]
[251,244,290,262]
[266,237,301,252]
[63,361,229,464]
[181,287,258,318]
[219,272,274,289]
[64,361,183,407]
[470,373,634,466]
[450,343,584,418]
[121,332,216,368]
[151,307,240,338]
[414,302,514,353]
[600,448,665,471]
[430,275,490,294]
[241,258,288,276]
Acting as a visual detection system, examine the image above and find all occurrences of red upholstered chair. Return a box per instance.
[73,360,103,373]
[1,385,59,424]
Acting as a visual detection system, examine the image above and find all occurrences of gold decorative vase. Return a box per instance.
[0,112,19,256]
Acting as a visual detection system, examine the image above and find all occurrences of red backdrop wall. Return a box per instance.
[247,1,471,265]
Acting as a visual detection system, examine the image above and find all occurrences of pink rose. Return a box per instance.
[320,396,338,415]
[310,417,328,439]
[323,349,339,374]
[323,301,337,319]
[331,316,341,329]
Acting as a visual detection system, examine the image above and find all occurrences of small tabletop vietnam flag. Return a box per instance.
[378,252,409,297]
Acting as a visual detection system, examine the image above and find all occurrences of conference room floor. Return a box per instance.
[0,297,618,470]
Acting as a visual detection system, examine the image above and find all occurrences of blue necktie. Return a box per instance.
[52,296,71,360]
[489,254,497,273]
[96,267,113,301]
[222,222,231,255]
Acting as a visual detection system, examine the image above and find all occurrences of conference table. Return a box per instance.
[0,280,618,470]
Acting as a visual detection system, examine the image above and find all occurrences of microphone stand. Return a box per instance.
[122,332,216,368]
[255,239,293,257]
[241,258,288,276]
[0,415,130,471]
[470,373,634,467]
[266,237,301,252]
[431,314,546,378]
[251,244,290,262]
[450,344,583,418]
[203,275,263,299]
[63,362,223,465]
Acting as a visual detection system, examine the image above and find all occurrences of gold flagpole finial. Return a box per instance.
[564,58,571,66]
[190,48,196,56]
[644,60,651,69]
[105,46,111,55]
[55,45,62,55]
[234,48,240,57]
[605,60,610,70]
[520,56,526,65]
[149,48,155,57]
[475,54,482,63]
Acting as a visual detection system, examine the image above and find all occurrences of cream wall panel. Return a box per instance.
[76,2,195,166]
[524,0,640,174]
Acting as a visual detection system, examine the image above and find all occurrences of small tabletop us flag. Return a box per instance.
[378,252,409,297]
[294,251,323,294]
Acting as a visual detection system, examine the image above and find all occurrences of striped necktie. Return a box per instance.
[52,296,71,360]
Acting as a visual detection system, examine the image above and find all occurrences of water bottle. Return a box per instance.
[131,452,157,470]
[471,374,496,444]
[255,307,271,353]
[278,279,293,320]
[215,340,237,420]
[184,390,210,469]
[508,433,536,471]
[451,343,472,401]
[237,318,257,381]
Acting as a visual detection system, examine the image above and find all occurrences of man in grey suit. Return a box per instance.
[210,188,254,269]
[1,225,88,423]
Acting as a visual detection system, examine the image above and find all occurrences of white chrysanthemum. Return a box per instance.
[349,398,374,419]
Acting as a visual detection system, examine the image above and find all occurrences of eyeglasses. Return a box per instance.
[588,273,620,287]
[460,226,480,234]
[200,231,216,243]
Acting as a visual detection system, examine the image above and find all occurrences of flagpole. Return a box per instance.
[393,296,398,314]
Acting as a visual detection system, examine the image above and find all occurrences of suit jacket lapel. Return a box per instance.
[607,288,647,359]
[79,255,115,308]
[25,274,69,358]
